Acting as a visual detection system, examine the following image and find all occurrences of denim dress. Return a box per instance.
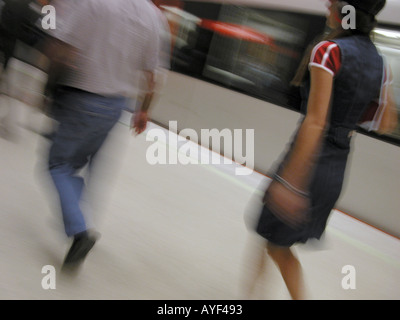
[256,34,384,247]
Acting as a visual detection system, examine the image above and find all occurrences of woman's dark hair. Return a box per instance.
[352,6,379,34]
[291,2,378,86]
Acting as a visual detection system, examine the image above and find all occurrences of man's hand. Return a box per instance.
[131,110,149,135]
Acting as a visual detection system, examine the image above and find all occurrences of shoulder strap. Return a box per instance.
[369,55,391,132]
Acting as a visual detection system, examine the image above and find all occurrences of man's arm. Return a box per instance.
[131,70,156,135]
[131,4,163,135]
[40,36,77,97]
[38,0,88,104]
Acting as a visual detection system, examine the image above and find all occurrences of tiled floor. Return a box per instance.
[1,99,399,300]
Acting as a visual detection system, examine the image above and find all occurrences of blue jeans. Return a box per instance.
[48,87,127,237]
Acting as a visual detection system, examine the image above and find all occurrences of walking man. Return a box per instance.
[42,0,163,267]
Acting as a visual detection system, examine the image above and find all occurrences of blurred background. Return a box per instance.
[0,0,399,300]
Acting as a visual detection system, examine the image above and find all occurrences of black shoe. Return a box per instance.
[63,231,98,266]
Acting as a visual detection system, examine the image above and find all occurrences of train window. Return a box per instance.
[201,6,316,108]
[159,0,325,110]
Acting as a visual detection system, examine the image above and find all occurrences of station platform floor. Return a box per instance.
[1,97,399,300]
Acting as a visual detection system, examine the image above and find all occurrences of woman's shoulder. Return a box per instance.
[309,41,341,76]
[312,40,339,53]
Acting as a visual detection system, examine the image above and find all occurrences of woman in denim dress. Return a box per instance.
[244,0,398,300]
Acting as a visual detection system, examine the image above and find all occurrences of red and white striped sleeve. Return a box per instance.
[309,41,341,76]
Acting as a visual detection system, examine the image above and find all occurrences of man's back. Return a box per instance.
[51,0,161,96]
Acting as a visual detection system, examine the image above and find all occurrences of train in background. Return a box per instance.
[151,0,400,238]
[2,0,399,238]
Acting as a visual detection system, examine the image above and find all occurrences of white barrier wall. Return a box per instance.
[151,71,400,238]
[5,60,399,239]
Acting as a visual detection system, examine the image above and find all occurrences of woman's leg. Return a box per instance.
[267,242,305,300]
[240,236,269,299]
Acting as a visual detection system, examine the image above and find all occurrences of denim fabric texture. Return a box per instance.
[256,35,384,246]
[48,88,127,237]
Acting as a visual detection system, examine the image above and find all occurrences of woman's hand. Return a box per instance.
[263,180,311,229]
